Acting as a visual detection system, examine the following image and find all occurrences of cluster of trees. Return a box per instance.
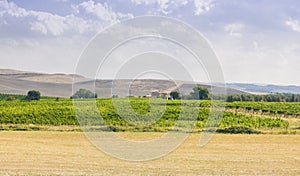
[187,87,210,100]
[214,93,300,102]
[170,91,180,100]
[170,87,210,100]
[70,89,98,99]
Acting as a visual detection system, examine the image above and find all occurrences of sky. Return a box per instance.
[0,0,300,85]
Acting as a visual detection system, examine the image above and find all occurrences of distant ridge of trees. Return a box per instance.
[179,86,300,102]
[0,91,300,102]
[213,93,300,102]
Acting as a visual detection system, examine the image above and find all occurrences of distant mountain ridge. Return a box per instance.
[225,83,300,95]
[0,69,299,97]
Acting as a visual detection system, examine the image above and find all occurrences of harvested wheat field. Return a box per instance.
[0,131,299,175]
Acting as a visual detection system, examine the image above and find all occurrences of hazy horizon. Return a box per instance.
[1,67,300,87]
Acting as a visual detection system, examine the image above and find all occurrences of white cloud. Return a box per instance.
[181,0,189,6]
[130,0,188,15]
[158,0,170,14]
[30,13,93,36]
[75,0,133,22]
[0,0,86,36]
[131,0,170,15]
[31,12,66,36]
[285,18,300,32]
[77,0,117,22]
[194,0,213,16]
[0,0,133,36]
[131,0,188,6]
[131,0,165,6]
[224,23,244,37]
[0,0,29,17]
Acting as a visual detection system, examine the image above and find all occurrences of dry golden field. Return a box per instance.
[0,131,299,175]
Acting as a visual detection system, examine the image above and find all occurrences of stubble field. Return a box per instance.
[0,131,299,175]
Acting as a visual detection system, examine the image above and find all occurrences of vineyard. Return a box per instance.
[226,101,300,117]
[0,96,298,133]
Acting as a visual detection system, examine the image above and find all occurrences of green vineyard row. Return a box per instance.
[0,98,292,131]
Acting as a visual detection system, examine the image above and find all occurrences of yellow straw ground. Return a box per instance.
[0,131,299,175]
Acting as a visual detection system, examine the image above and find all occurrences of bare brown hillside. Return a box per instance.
[0,69,247,97]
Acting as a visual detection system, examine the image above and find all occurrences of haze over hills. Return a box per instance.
[225,83,300,95]
[0,69,299,97]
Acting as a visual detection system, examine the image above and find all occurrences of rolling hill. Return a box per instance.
[1,69,299,98]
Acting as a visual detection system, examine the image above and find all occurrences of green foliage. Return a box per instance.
[186,87,210,100]
[0,94,26,101]
[226,102,300,116]
[71,89,97,99]
[112,95,118,98]
[0,99,77,125]
[26,90,41,101]
[170,91,180,100]
[220,112,289,129]
[6,96,15,101]
[217,126,261,134]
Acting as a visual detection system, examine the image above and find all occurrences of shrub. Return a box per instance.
[26,90,41,101]
[217,126,261,134]
[6,96,15,101]
[71,89,97,99]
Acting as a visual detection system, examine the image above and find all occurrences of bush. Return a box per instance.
[26,90,41,101]
[6,96,15,101]
[170,91,180,100]
[187,87,210,100]
[71,89,97,99]
[217,126,261,134]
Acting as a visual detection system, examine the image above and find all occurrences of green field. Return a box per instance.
[0,96,299,134]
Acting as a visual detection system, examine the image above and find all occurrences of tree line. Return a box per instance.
[213,93,300,102]
[2,88,299,102]
[170,87,300,102]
